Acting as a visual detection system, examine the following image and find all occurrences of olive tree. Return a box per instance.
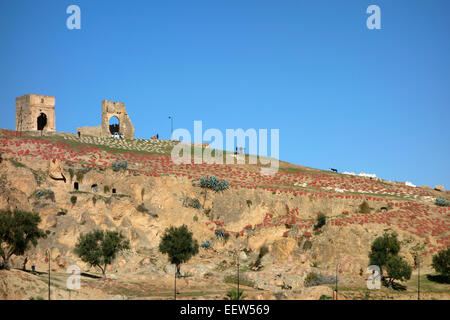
[159,225,199,277]
[74,229,130,278]
[0,210,45,270]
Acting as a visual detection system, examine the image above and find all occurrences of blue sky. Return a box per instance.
[0,0,449,187]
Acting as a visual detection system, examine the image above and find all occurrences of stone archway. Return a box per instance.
[37,113,47,131]
[109,116,120,134]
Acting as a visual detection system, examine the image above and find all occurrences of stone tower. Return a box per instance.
[100,100,134,138]
[15,94,55,132]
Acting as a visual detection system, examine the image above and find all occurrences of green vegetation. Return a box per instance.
[314,212,326,231]
[74,229,130,278]
[369,232,412,288]
[136,203,149,213]
[9,158,26,168]
[135,203,157,217]
[68,168,75,181]
[385,255,412,286]
[253,245,269,269]
[33,189,55,202]
[224,288,247,300]
[112,161,128,172]
[303,239,312,251]
[359,200,371,214]
[31,169,46,186]
[75,171,85,183]
[70,195,77,205]
[224,275,255,287]
[159,225,199,277]
[435,197,450,207]
[0,210,46,270]
[319,294,332,300]
[201,240,211,249]
[200,176,230,192]
[432,247,450,279]
[304,272,335,287]
[182,197,201,209]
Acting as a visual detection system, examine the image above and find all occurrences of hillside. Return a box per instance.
[0,128,449,300]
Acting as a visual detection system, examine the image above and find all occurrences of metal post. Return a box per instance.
[237,251,240,300]
[174,266,177,300]
[47,249,51,301]
[418,257,420,300]
[335,263,338,300]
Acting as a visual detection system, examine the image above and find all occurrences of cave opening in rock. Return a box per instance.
[112,188,116,194]
[37,113,47,131]
[74,182,79,190]
[91,184,98,192]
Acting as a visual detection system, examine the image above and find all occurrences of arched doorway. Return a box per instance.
[37,113,47,131]
[109,116,120,134]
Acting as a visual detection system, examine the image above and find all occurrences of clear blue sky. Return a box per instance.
[0,0,449,187]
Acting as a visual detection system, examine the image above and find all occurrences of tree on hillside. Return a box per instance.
[159,225,199,277]
[369,232,412,288]
[369,232,400,274]
[432,247,450,278]
[74,229,130,278]
[385,255,412,286]
[0,210,46,270]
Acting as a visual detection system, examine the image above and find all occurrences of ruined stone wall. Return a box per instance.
[76,126,102,137]
[100,100,134,138]
[15,94,55,132]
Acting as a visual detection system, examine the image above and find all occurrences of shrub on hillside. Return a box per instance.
[215,229,225,238]
[112,161,128,172]
[201,240,211,249]
[359,200,371,214]
[314,212,326,231]
[224,288,247,300]
[304,272,335,287]
[34,190,55,202]
[182,197,201,209]
[200,176,229,192]
[253,245,269,269]
[435,197,450,207]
